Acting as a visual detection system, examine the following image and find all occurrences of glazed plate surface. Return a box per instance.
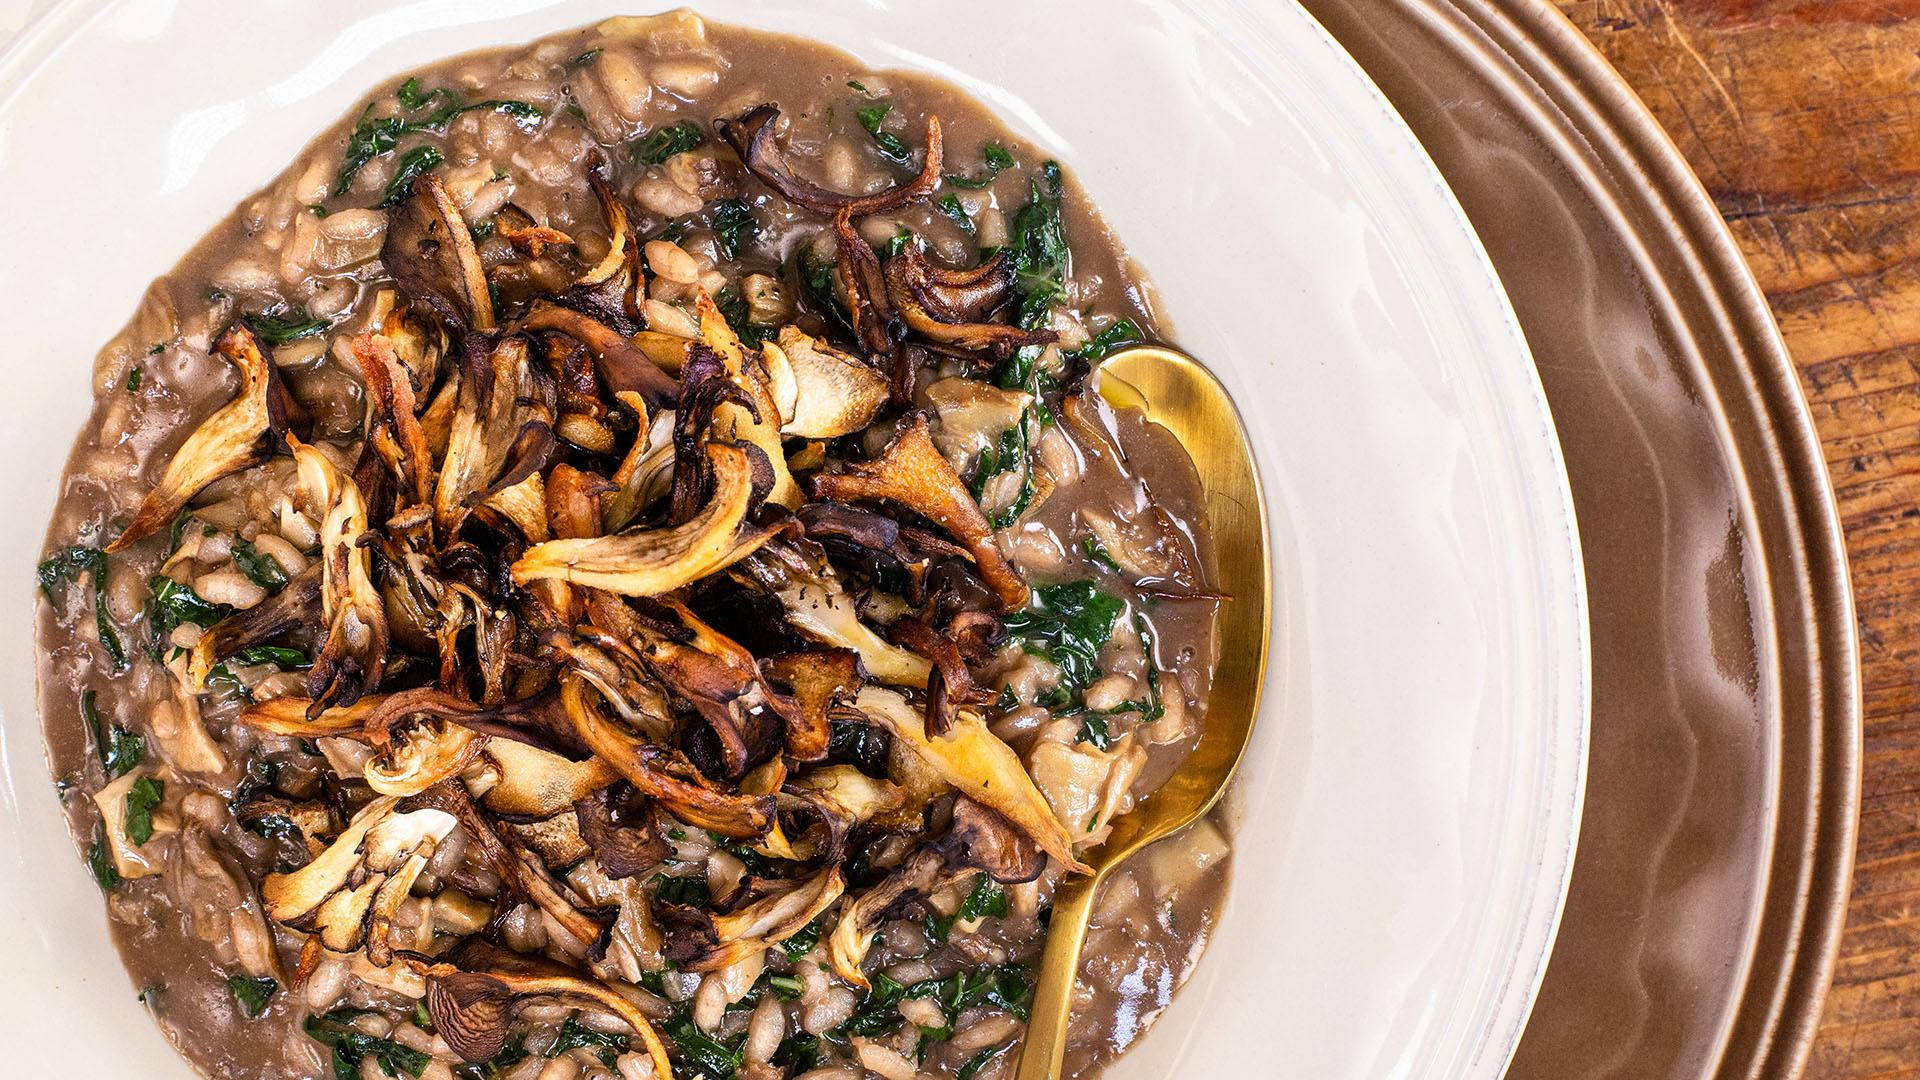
[0,3,1587,1077]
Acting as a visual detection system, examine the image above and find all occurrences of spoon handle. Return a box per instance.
[1014,869,1105,1080]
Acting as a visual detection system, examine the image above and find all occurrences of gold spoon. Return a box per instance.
[1014,345,1272,1079]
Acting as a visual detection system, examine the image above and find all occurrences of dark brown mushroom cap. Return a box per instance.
[940,795,1046,884]
[888,616,994,737]
[382,175,496,332]
[717,103,944,217]
[574,785,669,879]
[426,970,515,1062]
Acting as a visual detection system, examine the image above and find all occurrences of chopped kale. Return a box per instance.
[715,287,773,348]
[125,367,142,391]
[1067,317,1143,364]
[241,307,329,347]
[305,1008,433,1079]
[379,144,445,208]
[780,916,824,960]
[546,1017,624,1068]
[664,1005,746,1080]
[226,974,278,1019]
[230,540,289,590]
[632,120,707,165]
[87,823,121,891]
[568,48,603,69]
[652,871,711,909]
[1002,580,1124,693]
[84,690,144,779]
[1081,536,1122,573]
[124,774,164,845]
[926,873,1009,944]
[145,576,231,659]
[772,1032,822,1074]
[231,645,311,669]
[936,193,975,233]
[946,141,1017,189]
[997,161,1070,389]
[857,103,911,165]
[710,197,757,260]
[38,545,126,669]
[958,1045,1009,1080]
[336,82,540,196]
[1077,711,1113,750]
[827,715,891,777]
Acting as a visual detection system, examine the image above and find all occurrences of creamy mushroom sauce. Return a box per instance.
[36,13,1230,1080]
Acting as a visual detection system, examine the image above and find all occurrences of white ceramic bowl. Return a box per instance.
[0,3,1588,1077]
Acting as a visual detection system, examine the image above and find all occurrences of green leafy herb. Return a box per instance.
[145,575,231,659]
[997,161,1070,389]
[568,48,603,69]
[1090,613,1166,723]
[245,814,299,841]
[226,974,278,1019]
[652,871,711,909]
[657,219,692,244]
[664,1006,746,1080]
[827,716,890,777]
[958,1045,1009,1080]
[38,545,126,670]
[947,141,1017,189]
[836,964,1034,1042]
[84,690,144,779]
[241,308,329,347]
[469,219,496,242]
[454,1036,528,1080]
[310,203,330,217]
[715,287,773,348]
[631,120,706,165]
[88,823,121,891]
[781,916,824,960]
[936,193,975,233]
[337,83,541,195]
[148,343,166,355]
[710,198,757,260]
[379,144,445,208]
[927,873,1009,944]
[231,645,311,669]
[1077,712,1113,750]
[847,79,870,93]
[1068,317,1143,365]
[970,416,1036,529]
[230,540,289,590]
[1081,536,1121,573]
[547,1017,624,1068]
[305,1008,433,1080]
[1002,580,1124,693]
[772,1032,822,1074]
[412,1002,433,1033]
[124,775,164,845]
[857,103,912,164]
[167,510,195,553]
[125,367,142,391]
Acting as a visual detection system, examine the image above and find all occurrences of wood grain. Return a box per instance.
[1556,1,1920,1074]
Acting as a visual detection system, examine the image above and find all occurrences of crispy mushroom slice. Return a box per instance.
[108,325,289,551]
[351,332,434,508]
[663,865,844,972]
[559,674,775,839]
[574,786,668,879]
[261,795,456,965]
[434,336,554,536]
[736,546,930,688]
[826,846,954,989]
[760,649,860,762]
[511,442,779,597]
[889,615,994,737]
[940,795,1045,884]
[695,292,799,508]
[414,956,674,1078]
[364,717,484,797]
[884,247,1058,355]
[234,693,381,738]
[383,174,495,331]
[717,103,944,217]
[785,764,908,828]
[187,564,322,689]
[811,415,1029,611]
[856,685,1089,874]
[289,434,389,711]
[771,327,889,438]
[480,738,622,817]
[831,209,905,367]
[520,300,678,405]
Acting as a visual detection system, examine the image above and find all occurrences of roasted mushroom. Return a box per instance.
[718,103,944,217]
[109,325,290,551]
[260,795,456,965]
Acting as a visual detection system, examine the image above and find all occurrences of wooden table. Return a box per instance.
[1556,1,1920,1074]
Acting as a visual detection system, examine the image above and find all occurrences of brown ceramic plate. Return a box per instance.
[1297,1,1862,1076]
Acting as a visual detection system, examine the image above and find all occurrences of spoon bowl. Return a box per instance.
[1015,345,1271,1079]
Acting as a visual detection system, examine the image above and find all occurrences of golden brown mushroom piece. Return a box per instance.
[413,949,674,1078]
[659,864,844,972]
[260,795,456,965]
[811,414,1030,611]
[289,433,389,712]
[760,648,860,762]
[108,324,291,551]
[381,174,495,332]
[770,327,890,438]
[511,442,780,597]
[717,103,944,217]
[856,685,1089,874]
[883,245,1059,356]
